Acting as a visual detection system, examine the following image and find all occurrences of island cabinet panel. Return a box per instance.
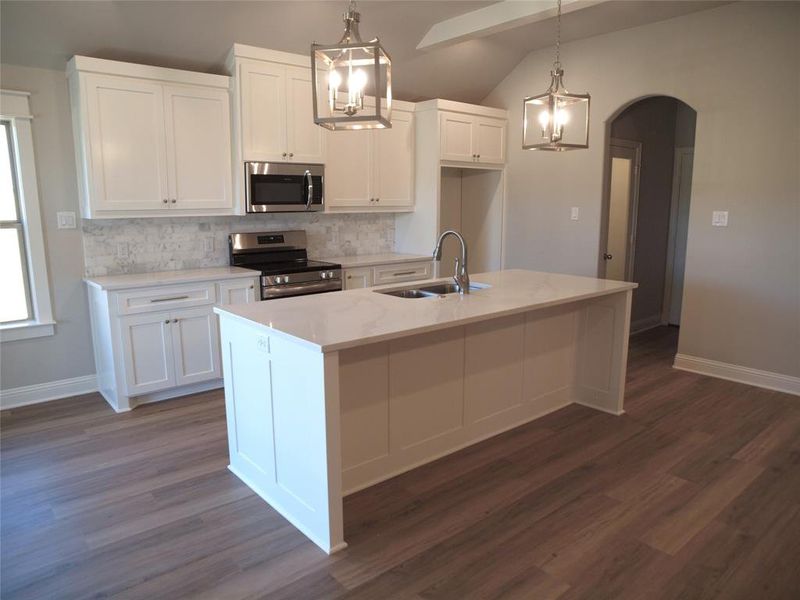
[220,319,345,554]
[389,328,465,452]
[463,314,525,424]
[523,306,580,402]
[339,343,390,470]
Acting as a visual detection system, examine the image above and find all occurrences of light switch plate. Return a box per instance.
[116,242,129,259]
[570,207,580,221]
[712,211,729,227]
[56,211,77,229]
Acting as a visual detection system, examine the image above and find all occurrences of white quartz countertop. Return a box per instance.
[314,253,431,268]
[214,269,637,353]
[84,266,258,291]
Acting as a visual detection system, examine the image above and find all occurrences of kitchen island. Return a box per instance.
[214,269,636,553]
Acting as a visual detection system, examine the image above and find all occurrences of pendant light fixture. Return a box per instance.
[522,0,590,150]
[311,0,392,130]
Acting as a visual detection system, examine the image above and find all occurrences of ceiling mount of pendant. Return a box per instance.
[311,0,392,131]
[522,0,590,151]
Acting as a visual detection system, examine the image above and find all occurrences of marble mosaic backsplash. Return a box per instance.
[82,213,395,276]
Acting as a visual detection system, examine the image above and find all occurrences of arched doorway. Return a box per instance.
[600,96,697,334]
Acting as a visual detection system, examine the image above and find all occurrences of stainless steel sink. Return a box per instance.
[377,281,491,298]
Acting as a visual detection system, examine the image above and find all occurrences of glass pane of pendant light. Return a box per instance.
[311,0,392,130]
[522,0,590,150]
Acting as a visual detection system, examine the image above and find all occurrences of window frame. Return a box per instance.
[0,90,55,341]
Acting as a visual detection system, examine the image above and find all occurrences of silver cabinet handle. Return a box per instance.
[150,295,190,303]
[392,271,416,277]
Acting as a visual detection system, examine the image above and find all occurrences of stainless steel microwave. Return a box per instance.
[244,162,324,213]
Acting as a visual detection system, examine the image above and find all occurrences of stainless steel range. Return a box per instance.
[229,231,342,300]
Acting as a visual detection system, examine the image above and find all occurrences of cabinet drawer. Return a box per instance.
[116,283,217,315]
[373,262,431,285]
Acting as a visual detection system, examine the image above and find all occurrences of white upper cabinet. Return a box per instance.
[439,110,506,165]
[236,57,325,164]
[83,74,170,212]
[326,105,415,211]
[68,56,234,218]
[163,85,233,210]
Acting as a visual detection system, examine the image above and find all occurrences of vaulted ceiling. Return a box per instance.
[1,1,726,104]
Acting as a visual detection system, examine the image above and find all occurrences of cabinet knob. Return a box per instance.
[249,285,254,289]
[376,198,380,202]
[477,154,481,159]
[170,199,177,204]
[289,153,294,158]
[162,199,168,204]
[172,318,178,323]
[282,152,287,158]
[164,319,170,324]
[347,275,352,279]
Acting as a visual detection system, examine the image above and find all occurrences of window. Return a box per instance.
[0,90,54,341]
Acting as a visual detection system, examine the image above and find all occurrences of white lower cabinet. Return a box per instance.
[344,261,432,290]
[87,274,259,412]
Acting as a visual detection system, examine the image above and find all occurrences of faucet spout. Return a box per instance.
[432,230,470,293]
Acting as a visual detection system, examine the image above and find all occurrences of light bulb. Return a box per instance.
[557,109,569,126]
[328,70,342,90]
[538,110,550,128]
[349,69,367,93]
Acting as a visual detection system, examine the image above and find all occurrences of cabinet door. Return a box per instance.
[163,85,233,210]
[240,60,287,161]
[218,278,258,304]
[84,73,170,212]
[474,117,506,164]
[374,110,414,208]
[325,129,373,208]
[120,311,175,395]
[171,306,221,386]
[344,267,373,289]
[440,112,475,162]
[285,66,326,163]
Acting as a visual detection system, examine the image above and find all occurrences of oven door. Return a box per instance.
[245,162,324,213]
[261,279,342,300]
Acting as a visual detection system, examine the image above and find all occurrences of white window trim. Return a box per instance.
[0,90,55,342]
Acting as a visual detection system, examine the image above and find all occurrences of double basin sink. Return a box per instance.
[376,281,490,299]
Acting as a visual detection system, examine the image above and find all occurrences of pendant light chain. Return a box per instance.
[555,0,562,70]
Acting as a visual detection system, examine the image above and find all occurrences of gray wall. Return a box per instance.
[0,64,96,389]
[484,1,800,377]
[610,96,679,327]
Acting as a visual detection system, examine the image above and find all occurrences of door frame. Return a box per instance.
[599,138,642,280]
[661,146,694,324]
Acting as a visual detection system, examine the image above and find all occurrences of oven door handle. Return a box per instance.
[262,279,341,299]
[304,170,313,211]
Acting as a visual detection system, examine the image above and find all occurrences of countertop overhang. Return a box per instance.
[84,266,258,291]
[214,269,637,353]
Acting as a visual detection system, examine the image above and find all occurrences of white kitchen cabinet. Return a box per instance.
[344,267,373,289]
[171,306,221,386]
[163,85,233,210]
[68,56,234,218]
[218,278,259,304]
[85,270,260,412]
[237,58,325,164]
[326,106,415,211]
[439,111,506,165]
[120,311,175,395]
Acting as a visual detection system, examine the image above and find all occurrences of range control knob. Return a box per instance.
[283,275,290,284]
[275,276,283,284]
[321,271,328,279]
[329,271,336,278]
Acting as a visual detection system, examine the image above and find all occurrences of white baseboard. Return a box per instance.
[0,374,98,410]
[673,354,800,396]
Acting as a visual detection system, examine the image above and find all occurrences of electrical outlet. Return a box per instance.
[203,237,214,252]
[116,242,129,259]
[570,207,580,221]
[712,211,729,227]
[56,211,77,229]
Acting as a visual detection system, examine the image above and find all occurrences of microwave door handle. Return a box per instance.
[304,170,313,211]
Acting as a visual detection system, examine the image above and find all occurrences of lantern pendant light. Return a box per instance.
[311,0,392,130]
[522,0,590,150]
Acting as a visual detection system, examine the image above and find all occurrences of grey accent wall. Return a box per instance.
[0,64,96,389]
[483,2,800,377]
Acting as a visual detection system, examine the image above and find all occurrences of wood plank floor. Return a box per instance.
[2,326,799,599]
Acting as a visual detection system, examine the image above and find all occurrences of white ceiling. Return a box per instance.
[1,1,727,103]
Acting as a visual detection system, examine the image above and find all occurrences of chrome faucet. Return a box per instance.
[432,230,470,294]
